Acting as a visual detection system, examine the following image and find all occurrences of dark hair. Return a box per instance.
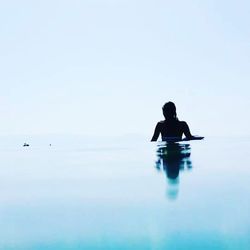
[162,102,178,120]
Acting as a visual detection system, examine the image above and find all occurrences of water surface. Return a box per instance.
[0,137,249,249]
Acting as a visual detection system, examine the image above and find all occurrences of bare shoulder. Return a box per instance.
[155,121,164,129]
[179,121,187,125]
[157,120,166,127]
[179,121,189,127]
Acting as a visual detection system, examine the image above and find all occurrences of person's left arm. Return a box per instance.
[151,122,161,141]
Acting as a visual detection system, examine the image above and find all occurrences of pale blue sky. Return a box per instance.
[0,0,249,137]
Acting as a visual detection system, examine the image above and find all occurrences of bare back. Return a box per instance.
[151,120,192,141]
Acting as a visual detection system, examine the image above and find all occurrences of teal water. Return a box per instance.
[0,137,249,250]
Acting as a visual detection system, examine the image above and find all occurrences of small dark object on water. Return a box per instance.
[23,143,29,147]
[49,144,51,146]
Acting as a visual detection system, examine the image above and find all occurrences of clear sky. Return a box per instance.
[0,0,249,137]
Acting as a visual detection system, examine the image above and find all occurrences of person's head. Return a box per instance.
[162,102,177,120]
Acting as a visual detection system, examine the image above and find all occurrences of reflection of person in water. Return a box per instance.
[155,143,192,199]
[151,101,202,141]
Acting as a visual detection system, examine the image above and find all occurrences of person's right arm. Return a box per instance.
[182,122,204,140]
[182,122,193,139]
[151,122,161,141]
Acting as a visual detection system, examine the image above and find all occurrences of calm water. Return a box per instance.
[0,137,250,250]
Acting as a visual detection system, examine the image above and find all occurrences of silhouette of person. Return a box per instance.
[151,101,203,141]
